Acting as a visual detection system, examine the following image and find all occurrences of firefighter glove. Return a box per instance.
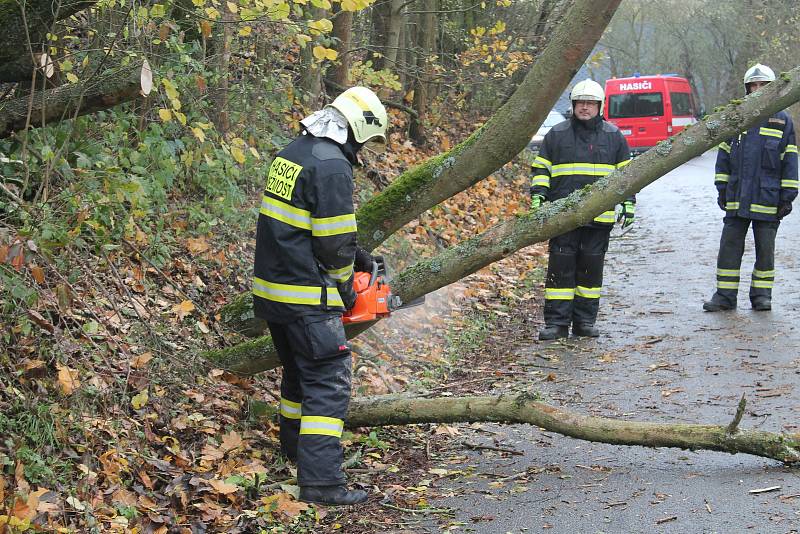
[338,276,358,311]
[354,247,374,272]
[531,194,546,210]
[617,200,635,228]
[717,193,726,211]
[778,201,793,219]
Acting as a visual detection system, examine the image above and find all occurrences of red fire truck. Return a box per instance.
[604,75,699,154]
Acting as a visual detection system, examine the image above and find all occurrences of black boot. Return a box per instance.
[572,323,600,337]
[299,485,368,506]
[539,325,569,341]
[703,294,736,312]
[751,296,772,311]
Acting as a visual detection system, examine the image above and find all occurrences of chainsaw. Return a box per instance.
[341,257,423,325]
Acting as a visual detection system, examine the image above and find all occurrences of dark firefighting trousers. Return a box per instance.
[543,227,611,327]
[267,313,352,487]
[712,216,779,306]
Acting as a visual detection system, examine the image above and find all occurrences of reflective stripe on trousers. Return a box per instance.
[712,217,779,303]
[267,317,352,486]
[543,227,610,327]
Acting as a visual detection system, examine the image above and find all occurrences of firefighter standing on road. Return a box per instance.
[531,79,633,340]
[703,64,798,312]
[253,87,386,506]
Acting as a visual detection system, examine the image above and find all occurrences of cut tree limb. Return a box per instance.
[0,61,148,138]
[346,392,800,464]
[206,63,800,374]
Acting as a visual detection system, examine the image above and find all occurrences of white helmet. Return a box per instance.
[743,63,775,89]
[570,79,605,114]
[327,86,388,146]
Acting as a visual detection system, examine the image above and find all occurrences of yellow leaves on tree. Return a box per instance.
[340,0,375,11]
[308,18,333,35]
[312,46,338,62]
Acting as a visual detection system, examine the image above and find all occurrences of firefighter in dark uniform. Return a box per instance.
[253,87,387,506]
[531,79,633,340]
[704,64,798,312]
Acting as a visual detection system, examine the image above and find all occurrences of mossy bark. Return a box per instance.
[0,62,145,138]
[207,65,800,374]
[346,393,800,464]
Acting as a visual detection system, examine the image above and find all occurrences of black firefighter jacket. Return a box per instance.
[531,116,632,227]
[715,110,798,221]
[253,133,358,322]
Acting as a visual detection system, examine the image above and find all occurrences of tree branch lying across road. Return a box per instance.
[347,392,800,465]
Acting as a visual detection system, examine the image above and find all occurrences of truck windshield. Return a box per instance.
[608,92,664,118]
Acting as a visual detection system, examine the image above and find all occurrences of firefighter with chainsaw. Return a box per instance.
[252,87,387,506]
[531,79,633,340]
[703,64,798,312]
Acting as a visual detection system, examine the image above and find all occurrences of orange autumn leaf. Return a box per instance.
[29,264,45,284]
[186,237,210,254]
[57,363,80,395]
[220,431,243,453]
[172,300,195,320]
[207,478,239,495]
[262,493,310,518]
[131,352,154,369]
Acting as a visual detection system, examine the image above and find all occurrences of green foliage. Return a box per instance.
[0,402,70,485]
[349,60,402,91]
[445,309,493,361]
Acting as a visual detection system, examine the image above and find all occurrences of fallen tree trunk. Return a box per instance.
[205,63,800,374]
[217,0,622,334]
[0,60,150,138]
[346,392,800,464]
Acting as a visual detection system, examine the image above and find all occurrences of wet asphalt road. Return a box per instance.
[425,151,800,533]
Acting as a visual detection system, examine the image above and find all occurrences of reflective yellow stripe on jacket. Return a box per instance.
[593,210,616,224]
[260,196,312,230]
[311,213,357,237]
[253,277,344,307]
[759,127,783,138]
[551,162,616,177]
[260,196,356,237]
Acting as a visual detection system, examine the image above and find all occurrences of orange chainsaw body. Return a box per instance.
[342,271,394,325]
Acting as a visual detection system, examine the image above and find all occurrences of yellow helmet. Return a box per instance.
[327,87,388,146]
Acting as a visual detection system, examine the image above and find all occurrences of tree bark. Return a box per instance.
[0,0,97,83]
[0,62,147,138]
[328,7,353,88]
[408,0,436,144]
[217,0,622,332]
[345,392,800,464]
[207,65,800,373]
[300,7,326,106]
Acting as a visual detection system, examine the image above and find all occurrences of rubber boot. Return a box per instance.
[702,293,736,312]
[751,296,772,311]
[572,323,600,337]
[539,325,569,341]
[299,485,368,506]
